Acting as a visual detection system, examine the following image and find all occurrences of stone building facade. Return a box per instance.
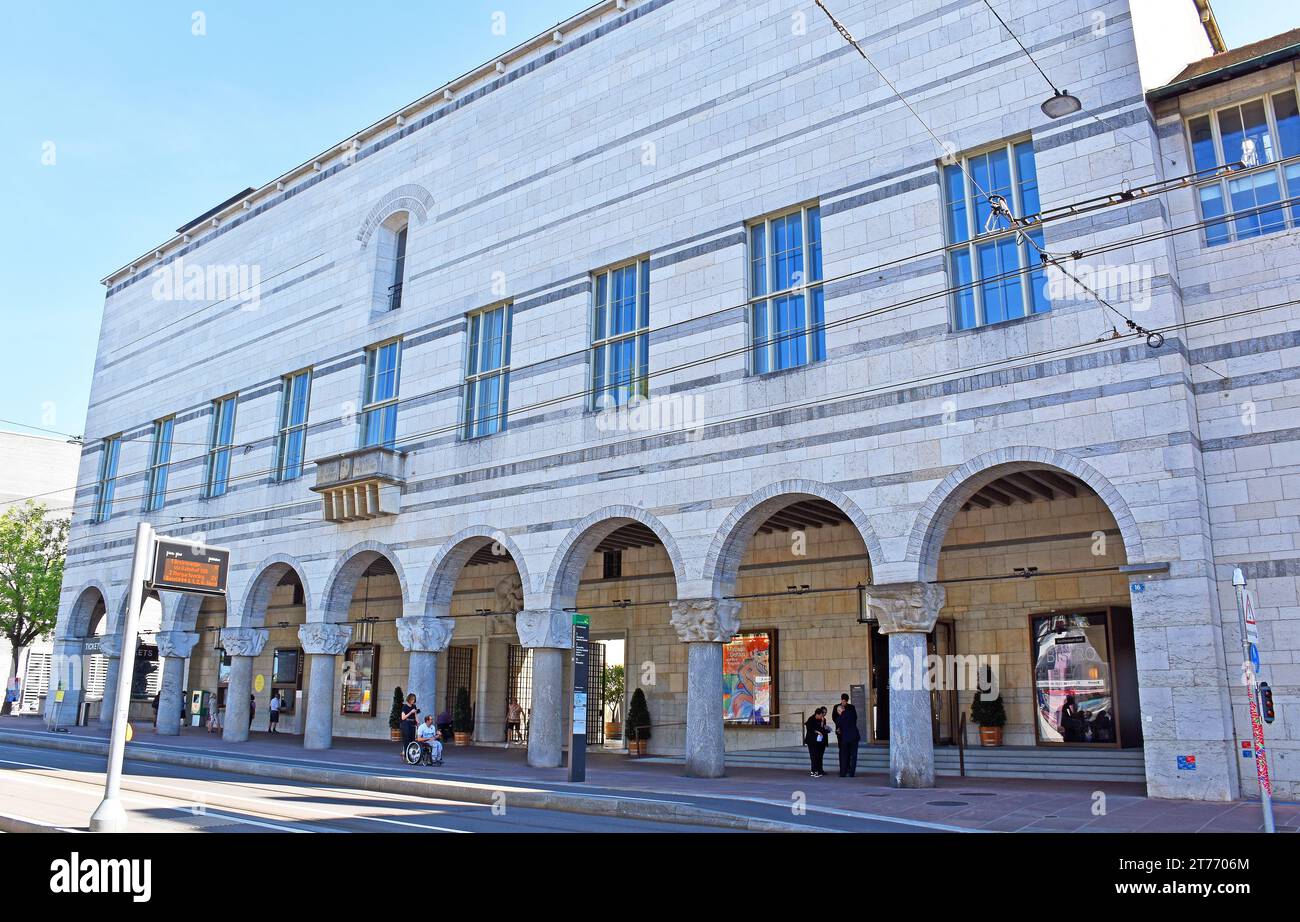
[47,0,1300,801]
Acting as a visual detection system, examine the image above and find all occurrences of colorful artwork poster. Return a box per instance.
[340,645,378,715]
[722,631,773,723]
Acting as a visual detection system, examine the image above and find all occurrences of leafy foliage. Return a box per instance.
[0,501,68,675]
[626,686,651,741]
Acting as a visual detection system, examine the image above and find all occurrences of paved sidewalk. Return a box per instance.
[2,716,1294,832]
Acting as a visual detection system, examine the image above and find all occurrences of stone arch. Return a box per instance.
[356,183,434,247]
[163,592,206,633]
[236,553,314,629]
[420,526,532,616]
[541,505,685,610]
[318,541,410,623]
[702,479,882,598]
[62,581,112,639]
[906,446,1147,583]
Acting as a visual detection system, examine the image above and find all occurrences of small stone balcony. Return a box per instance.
[310,446,406,522]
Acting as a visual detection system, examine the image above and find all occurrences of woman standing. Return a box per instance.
[400,693,420,760]
[805,707,830,777]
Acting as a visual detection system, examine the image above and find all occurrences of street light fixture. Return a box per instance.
[1041,89,1082,119]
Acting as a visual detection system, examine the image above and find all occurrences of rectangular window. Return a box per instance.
[143,417,174,512]
[463,304,512,438]
[943,139,1050,330]
[276,370,312,481]
[591,258,650,408]
[1187,88,1300,246]
[361,341,401,449]
[748,204,825,373]
[389,226,407,311]
[204,395,238,498]
[92,436,121,523]
[602,550,622,580]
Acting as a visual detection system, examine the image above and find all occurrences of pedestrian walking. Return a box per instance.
[249,693,256,730]
[832,693,860,777]
[805,707,830,777]
[399,693,420,761]
[268,691,281,733]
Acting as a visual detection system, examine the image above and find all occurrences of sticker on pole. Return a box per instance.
[150,537,230,596]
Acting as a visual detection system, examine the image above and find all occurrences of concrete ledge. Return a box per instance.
[0,730,823,833]
[0,811,71,833]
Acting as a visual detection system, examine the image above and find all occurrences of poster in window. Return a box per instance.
[1032,613,1114,744]
[722,630,776,725]
[340,645,378,715]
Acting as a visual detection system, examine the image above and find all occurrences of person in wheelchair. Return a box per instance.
[415,714,443,766]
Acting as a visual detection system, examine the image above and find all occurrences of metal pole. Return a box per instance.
[1232,567,1274,834]
[90,520,153,832]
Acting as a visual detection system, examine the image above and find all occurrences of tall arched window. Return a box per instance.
[372,212,410,312]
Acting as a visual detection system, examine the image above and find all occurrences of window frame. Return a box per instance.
[143,416,175,512]
[590,256,651,409]
[204,394,238,499]
[462,302,513,439]
[92,435,122,523]
[274,369,313,482]
[942,137,1050,331]
[746,202,826,374]
[1184,84,1300,247]
[388,224,408,311]
[360,340,402,450]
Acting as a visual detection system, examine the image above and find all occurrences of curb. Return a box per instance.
[0,811,70,833]
[0,730,824,833]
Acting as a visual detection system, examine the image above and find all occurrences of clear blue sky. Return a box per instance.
[0,1,1293,438]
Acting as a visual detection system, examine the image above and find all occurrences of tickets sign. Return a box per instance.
[150,537,230,596]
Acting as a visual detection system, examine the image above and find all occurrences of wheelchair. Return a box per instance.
[403,739,443,767]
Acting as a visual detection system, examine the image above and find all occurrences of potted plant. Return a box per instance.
[970,690,1006,747]
[603,664,625,741]
[388,686,404,742]
[625,687,651,755]
[452,686,474,746]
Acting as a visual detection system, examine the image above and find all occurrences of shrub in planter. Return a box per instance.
[388,687,404,741]
[970,691,1007,747]
[625,687,651,754]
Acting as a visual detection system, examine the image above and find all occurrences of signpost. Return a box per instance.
[89,525,229,832]
[1232,568,1275,834]
[569,613,590,782]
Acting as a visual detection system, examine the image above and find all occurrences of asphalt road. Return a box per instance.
[0,741,725,833]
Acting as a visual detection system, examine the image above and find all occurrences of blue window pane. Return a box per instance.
[752,302,769,374]
[1240,99,1275,165]
[611,265,637,336]
[594,273,607,341]
[977,238,1023,324]
[1230,171,1284,239]
[637,334,649,397]
[951,251,976,330]
[1015,141,1040,218]
[1276,91,1300,160]
[1188,116,1217,172]
[774,294,807,370]
[944,165,969,243]
[772,213,803,290]
[973,148,1013,233]
[750,224,767,296]
[807,206,823,281]
[1218,107,1246,168]
[1287,163,1300,225]
[283,429,304,479]
[592,343,606,407]
[810,287,825,361]
[1199,185,1230,246]
[638,259,650,328]
[1024,229,1051,314]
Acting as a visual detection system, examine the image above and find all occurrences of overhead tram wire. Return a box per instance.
[25,191,1300,523]
[31,187,1300,526]
[63,291,1300,550]
[815,0,1165,348]
[65,137,1291,460]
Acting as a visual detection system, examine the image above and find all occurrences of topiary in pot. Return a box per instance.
[970,692,1007,747]
[625,687,651,754]
[452,686,473,745]
[388,687,404,741]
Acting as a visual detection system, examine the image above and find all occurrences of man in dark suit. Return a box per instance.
[832,693,861,777]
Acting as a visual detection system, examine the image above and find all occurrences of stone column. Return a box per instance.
[671,598,741,778]
[45,638,85,726]
[94,634,124,729]
[515,609,572,768]
[866,581,946,789]
[397,616,454,718]
[154,631,200,736]
[220,627,268,743]
[299,623,351,751]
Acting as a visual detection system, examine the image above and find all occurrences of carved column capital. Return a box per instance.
[298,622,352,655]
[396,616,454,653]
[515,609,572,650]
[91,633,123,658]
[866,582,946,634]
[155,630,200,659]
[220,626,269,658]
[670,598,741,643]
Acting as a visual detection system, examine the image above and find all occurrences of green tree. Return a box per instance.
[0,501,68,715]
[602,663,625,722]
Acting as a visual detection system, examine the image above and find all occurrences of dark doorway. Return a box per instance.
[868,622,955,745]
